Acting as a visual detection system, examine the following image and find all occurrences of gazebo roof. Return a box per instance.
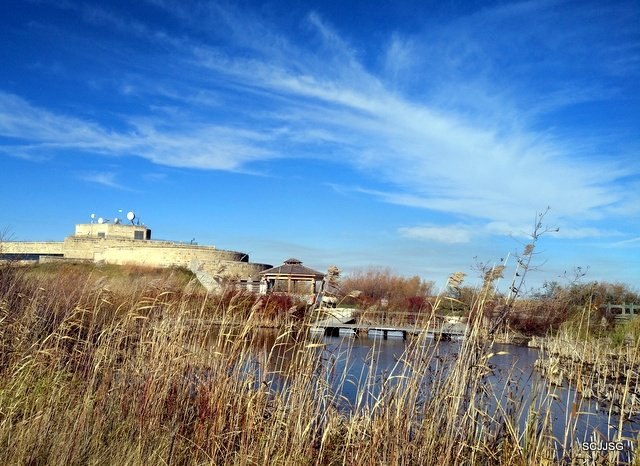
[259,258,325,279]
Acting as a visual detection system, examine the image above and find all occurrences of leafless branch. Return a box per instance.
[488,207,557,335]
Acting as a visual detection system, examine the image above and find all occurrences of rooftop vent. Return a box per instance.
[283,258,302,265]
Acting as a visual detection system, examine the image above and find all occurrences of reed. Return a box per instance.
[0,264,636,465]
[536,300,640,424]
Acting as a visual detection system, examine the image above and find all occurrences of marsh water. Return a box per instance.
[219,329,638,460]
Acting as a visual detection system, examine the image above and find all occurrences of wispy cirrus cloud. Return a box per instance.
[142,172,167,182]
[484,221,623,240]
[398,225,472,244]
[78,171,129,190]
[608,237,640,248]
[158,3,638,229]
[398,220,622,245]
[0,92,280,171]
[1,1,638,237]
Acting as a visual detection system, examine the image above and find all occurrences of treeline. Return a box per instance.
[492,281,639,335]
[448,280,639,311]
[533,280,640,306]
[339,267,434,311]
[337,266,639,335]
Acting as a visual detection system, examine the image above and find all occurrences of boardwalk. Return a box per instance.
[309,308,467,340]
[311,308,356,327]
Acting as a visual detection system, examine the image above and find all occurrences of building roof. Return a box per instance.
[259,258,325,279]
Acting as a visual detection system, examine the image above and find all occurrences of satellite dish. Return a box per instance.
[90,213,96,219]
[98,217,104,224]
[126,211,135,222]
[114,218,120,224]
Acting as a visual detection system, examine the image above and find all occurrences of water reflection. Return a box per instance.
[208,328,638,460]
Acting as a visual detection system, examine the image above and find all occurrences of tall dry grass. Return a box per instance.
[340,267,434,311]
[535,298,640,428]
[0,263,636,464]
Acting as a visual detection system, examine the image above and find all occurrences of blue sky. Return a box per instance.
[1,0,638,290]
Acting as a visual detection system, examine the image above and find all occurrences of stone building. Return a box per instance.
[0,220,271,282]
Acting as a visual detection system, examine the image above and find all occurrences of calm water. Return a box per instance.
[214,330,638,460]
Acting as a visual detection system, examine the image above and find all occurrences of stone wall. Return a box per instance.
[0,237,270,279]
[63,237,247,264]
[92,242,247,268]
[0,241,65,255]
[208,260,272,279]
[62,237,97,260]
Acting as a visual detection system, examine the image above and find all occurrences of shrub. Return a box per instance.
[340,267,434,311]
[256,293,295,320]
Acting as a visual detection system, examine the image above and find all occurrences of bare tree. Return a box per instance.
[488,207,558,335]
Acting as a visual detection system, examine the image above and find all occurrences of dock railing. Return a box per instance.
[313,306,465,330]
[354,307,464,328]
[605,303,640,322]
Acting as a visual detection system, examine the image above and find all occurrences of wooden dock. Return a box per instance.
[309,308,466,340]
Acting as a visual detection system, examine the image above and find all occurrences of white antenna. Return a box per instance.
[126,211,135,224]
[97,217,104,224]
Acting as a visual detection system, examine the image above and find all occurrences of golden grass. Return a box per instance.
[0,264,636,465]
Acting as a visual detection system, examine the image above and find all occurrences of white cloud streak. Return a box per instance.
[398,225,472,244]
[0,92,280,171]
[79,171,130,190]
[609,237,640,248]
[0,2,637,234]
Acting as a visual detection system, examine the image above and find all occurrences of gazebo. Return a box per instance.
[259,258,325,295]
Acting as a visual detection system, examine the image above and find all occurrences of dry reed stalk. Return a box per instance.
[0,264,636,464]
